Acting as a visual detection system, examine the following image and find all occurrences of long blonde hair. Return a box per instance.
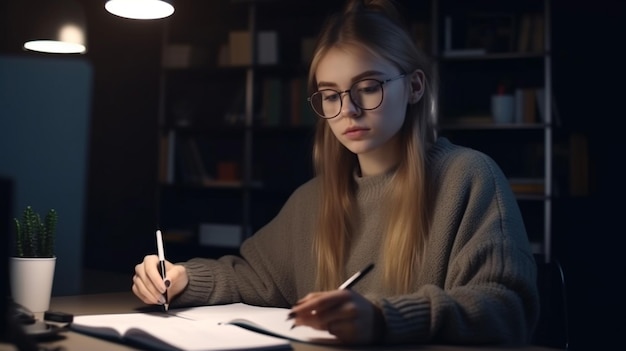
[308,0,438,294]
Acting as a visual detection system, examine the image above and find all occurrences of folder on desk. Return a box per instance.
[70,303,338,351]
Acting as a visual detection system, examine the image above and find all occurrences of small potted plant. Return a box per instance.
[13,206,57,258]
[10,206,58,313]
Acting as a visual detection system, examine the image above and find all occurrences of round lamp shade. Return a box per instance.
[23,0,87,54]
[105,0,175,20]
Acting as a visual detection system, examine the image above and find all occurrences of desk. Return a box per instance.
[3,292,562,351]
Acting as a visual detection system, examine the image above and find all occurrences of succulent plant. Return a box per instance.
[13,206,57,258]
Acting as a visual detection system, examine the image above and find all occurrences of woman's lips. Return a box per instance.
[343,127,370,140]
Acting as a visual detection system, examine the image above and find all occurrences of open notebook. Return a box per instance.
[70,303,338,351]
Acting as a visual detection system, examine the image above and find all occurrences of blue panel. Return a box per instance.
[0,55,93,295]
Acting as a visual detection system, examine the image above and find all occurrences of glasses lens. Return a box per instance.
[310,90,341,119]
[350,79,383,110]
[309,79,385,119]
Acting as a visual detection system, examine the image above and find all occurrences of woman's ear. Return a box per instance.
[408,69,425,104]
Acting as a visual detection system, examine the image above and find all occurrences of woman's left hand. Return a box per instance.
[289,290,385,344]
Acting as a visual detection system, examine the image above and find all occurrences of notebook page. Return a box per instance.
[175,303,338,344]
[72,311,289,351]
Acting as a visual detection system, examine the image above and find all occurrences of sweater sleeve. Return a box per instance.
[171,180,319,308]
[378,147,540,345]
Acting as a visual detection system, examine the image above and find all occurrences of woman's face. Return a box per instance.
[314,46,411,174]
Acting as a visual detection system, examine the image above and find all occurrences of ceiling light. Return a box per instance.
[105,0,175,20]
[23,0,87,54]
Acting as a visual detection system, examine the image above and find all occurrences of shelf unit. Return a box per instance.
[155,0,321,257]
[431,0,553,262]
[155,0,555,263]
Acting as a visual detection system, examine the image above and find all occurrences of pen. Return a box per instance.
[156,229,169,312]
[338,263,375,290]
[288,263,374,326]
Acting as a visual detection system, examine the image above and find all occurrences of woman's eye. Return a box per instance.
[323,93,340,102]
[357,82,380,94]
[361,86,378,93]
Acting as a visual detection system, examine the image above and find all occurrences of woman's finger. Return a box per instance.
[132,255,166,305]
[163,263,188,298]
[132,273,163,305]
[146,256,168,294]
[291,290,351,330]
[291,290,379,344]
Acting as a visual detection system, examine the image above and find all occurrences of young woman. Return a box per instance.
[132,0,539,345]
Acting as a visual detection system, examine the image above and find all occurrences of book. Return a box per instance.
[260,78,283,126]
[522,88,537,124]
[289,77,304,126]
[176,138,210,185]
[70,303,338,351]
[443,13,514,55]
[514,88,524,124]
[186,138,210,183]
[288,77,316,127]
[516,14,532,53]
[228,31,278,66]
[162,44,211,69]
[531,14,545,53]
[509,177,544,195]
[535,88,561,126]
[513,88,537,125]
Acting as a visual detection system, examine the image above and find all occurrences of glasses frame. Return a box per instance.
[307,74,406,119]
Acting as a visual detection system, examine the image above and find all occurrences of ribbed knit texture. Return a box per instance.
[174,137,539,345]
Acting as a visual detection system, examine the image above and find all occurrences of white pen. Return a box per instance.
[156,229,169,312]
[338,263,375,290]
[287,263,375,328]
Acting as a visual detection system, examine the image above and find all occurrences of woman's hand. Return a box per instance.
[289,290,385,344]
[132,254,189,306]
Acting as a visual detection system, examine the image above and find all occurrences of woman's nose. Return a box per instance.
[340,92,361,118]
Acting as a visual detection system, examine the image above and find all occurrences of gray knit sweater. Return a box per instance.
[175,137,540,345]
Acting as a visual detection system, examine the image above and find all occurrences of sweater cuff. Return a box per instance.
[171,259,215,307]
[380,296,431,343]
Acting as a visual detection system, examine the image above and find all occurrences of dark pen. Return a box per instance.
[156,229,169,312]
[288,263,375,326]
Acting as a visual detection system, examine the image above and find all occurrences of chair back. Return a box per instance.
[533,254,569,350]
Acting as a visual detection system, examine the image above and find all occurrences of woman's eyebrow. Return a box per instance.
[351,70,385,82]
[317,70,386,89]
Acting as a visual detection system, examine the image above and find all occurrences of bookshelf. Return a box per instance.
[431,0,554,262]
[155,0,556,264]
[156,0,323,258]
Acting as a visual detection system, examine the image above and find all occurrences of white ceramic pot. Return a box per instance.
[10,256,56,313]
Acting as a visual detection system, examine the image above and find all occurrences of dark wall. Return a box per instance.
[552,0,624,349]
[80,1,162,272]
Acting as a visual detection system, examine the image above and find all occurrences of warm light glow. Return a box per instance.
[59,24,85,45]
[105,0,174,20]
[24,24,86,54]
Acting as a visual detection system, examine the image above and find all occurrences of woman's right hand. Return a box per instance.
[132,254,189,306]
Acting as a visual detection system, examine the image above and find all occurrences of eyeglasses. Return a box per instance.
[307,74,406,119]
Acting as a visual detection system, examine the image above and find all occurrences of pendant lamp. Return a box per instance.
[23,0,87,54]
[105,0,175,20]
